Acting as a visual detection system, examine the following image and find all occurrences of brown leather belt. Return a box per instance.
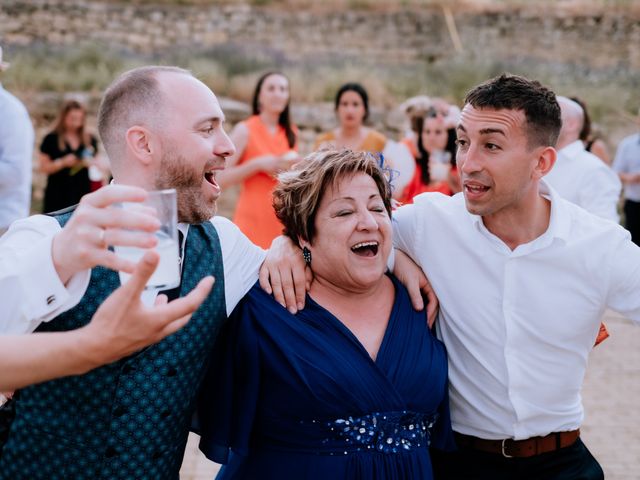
[454,429,580,458]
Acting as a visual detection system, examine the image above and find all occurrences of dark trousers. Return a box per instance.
[624,199,640,247]
[431,438,604,480]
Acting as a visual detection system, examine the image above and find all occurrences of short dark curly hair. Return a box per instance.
[273,149,392,245]
[464,73,562,149]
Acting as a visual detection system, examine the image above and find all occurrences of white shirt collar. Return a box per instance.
[178,223,189,242]
[558,139,585,158]
[467,179,570,251]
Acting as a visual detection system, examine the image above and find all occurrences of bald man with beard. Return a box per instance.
[0,66,265,480]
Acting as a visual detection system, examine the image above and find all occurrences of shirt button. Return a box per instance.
[152,451,163,460]
[166,367,177,377]
[122,364,135,374]
[161,409,171,418]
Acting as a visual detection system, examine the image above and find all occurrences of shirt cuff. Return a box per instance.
[20,234,91,327]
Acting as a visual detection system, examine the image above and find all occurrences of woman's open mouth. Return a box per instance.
[351,241,379,257]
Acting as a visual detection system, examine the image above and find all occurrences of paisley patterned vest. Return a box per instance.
[0,212,226,480]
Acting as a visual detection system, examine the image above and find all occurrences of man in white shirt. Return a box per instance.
[0,46,34,235]
[391,74,640,479]
[613,120,640,245]
[0,66,265,479]
[544,96,621,222]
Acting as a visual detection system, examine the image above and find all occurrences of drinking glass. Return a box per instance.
[115,189,180,290]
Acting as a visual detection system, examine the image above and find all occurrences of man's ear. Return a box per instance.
[534,146,556,180]
[125,126,157,166]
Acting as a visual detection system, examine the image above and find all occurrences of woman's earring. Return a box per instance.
[302,246,312,265]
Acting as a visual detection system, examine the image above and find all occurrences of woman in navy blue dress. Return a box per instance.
[197,149,453,479]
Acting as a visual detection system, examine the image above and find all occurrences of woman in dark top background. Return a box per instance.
[39,100,98,212]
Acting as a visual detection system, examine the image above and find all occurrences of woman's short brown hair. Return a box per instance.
[273,149,393,245]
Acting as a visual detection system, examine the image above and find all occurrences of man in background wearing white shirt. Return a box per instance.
[544,96,621,223]
[613,114,640,246]
[392,74,640,480]
[0,66,265,479]
[0,46,34,235]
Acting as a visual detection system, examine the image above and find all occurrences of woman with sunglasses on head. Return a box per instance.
[399,108,459,204]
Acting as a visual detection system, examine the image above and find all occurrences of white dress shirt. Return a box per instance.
[0,84,34,231]
[393,182,640,440]
[544,140,621,222]
[613,133,640,202]
[0,214,265,334]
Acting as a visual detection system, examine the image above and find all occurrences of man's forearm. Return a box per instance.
[619,172,640,184]
[0,330,98,391]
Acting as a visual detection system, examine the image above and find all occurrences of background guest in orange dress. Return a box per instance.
[400,109,459,203]
[315,82,386,152]
[218,72,300,248]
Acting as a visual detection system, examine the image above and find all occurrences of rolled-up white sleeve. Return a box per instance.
[392,202,421,258]
[0,215,91,334]
[211,216,266,315]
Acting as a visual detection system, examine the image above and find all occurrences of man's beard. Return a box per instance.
[154,151,217,224]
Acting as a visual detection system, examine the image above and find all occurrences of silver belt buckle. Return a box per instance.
[501,438,514,458]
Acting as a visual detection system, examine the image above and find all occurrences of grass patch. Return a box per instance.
[3,43,137,93]
[3,43,638,138]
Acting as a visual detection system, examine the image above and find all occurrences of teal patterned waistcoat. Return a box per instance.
[0,212,226,480]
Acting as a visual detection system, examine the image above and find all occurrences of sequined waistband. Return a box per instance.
[297,410,438,456]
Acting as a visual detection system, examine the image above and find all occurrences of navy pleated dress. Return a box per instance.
[196,275,454,479]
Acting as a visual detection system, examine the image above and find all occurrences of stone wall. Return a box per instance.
[2,0,639,70]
